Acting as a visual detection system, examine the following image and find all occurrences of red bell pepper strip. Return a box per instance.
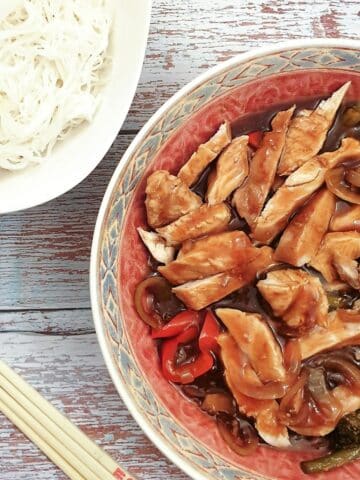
[248,131,263,150]
[161,328,214,384]
[199,311,221,355]
[151,310,200,339]
[161,310,221,384]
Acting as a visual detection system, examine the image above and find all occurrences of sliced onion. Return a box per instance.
[217,418,258,456]
[279,370,308,425]
[234,348,288,399]
[306,368,342,422]
[337,309,360,323]
[326,166,360,205]
[280,365,345,430]
[320,357,360,393]
[307,368,328,400]
[181,385,206,399]
[284,339,301,381]
[235,341,302,402]
[201,393,235,415]
[231,339,301,401]
[236,370,287,399]
[343,104,360,127]
[346,167,360,188]
[134,276,171,328]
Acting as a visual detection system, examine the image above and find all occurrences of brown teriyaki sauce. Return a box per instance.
[148,95,360,451]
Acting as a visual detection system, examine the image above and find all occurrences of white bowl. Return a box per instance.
[0,0,151,214]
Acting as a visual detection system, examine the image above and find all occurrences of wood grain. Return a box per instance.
[0,309,93,334]
[0,134,134,311]
[0,333,188,480]
[125,0,360,130]
[1,1,358,478]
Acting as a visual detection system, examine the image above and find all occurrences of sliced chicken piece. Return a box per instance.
[173,273,248,311]
[330,205,360,232]
[137,228,175,264]
[173,246,273,310]
[332,385,360,416]
[234,107,295,227]
[299,310,360,359]
[310,232,360,287]
[215,308,285,382]
[158,231,252,284]
[257,269,328,333]
[252,158,326,244]
[277,82,350,176]
[333,254,360,290]
[275,189,336,266]
[218,333,290,447]
[324,281,352,293]
[178,122,232,186]
[206,136,249,204]
[156,203,231,246]
[177,230,252,259]
[252,138,360,244]
[145,170,202,228]
[332,385,360,418]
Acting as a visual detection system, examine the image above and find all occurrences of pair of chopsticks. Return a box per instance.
[0,361,135,480]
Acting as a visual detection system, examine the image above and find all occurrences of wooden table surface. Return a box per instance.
[0,1,358,478]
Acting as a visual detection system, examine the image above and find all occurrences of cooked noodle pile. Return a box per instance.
[0,0,112,170]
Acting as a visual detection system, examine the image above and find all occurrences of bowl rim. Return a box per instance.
[0,0,152,215]
[90,38,360,480]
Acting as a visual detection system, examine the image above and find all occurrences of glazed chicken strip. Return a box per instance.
[216,308,285,382]
[177,229,251,258]
[158,231,252,284]
[218,333,290,448]
[333,255,360,290]
[277,82,350,176]
[252,137,360,244]
[310,232,360,288]
[234,107,295,227]
[206,136,249,204]
[145,170,202,228]
[173,246,273,310]
[257,269,329,332]
[156,203,231,246]
[178,122,232,187]
[275,189,336,266]
[330,205,360,232]
[299,310,360,360]
[137,228,175,264]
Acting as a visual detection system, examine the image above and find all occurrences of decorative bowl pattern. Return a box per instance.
[91,40,360,480]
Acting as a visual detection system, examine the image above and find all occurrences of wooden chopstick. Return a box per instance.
[0,361,134,480]
[0,377,114,480]
[0,395,86,480]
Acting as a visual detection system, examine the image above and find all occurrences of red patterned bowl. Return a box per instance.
[91,39,360,480]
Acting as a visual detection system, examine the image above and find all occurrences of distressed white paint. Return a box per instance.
[0,1,357,478]
[0,333,187,480]
[0,310,93,334]
[0,134,134,310]
[125,0,359,130]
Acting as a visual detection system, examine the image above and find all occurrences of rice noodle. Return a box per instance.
[0,0,112,170]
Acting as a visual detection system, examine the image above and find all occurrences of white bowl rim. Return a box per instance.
[90,38,360,480]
